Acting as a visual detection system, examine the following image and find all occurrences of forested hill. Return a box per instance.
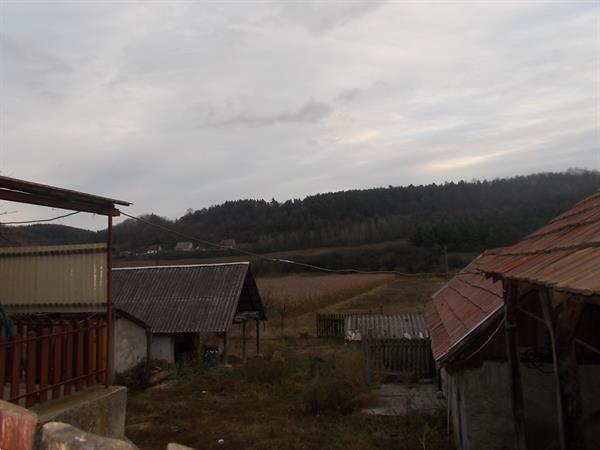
[2,170,599,253]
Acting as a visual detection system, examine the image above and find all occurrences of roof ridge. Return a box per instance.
[114,262,250,270]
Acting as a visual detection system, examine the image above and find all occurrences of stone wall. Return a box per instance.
[445,362,600,450]
[151,334,175,363]
[114,316,148,373]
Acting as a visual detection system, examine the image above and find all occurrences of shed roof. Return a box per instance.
[345,314,429,340]
[0,175,131,216]
[113,262,265,333]
[425,252,503,362]
[475,190,600,296]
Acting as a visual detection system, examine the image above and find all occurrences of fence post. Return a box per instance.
[39,327,50,403]
[363,329,372,386]
[0,335,5,400]
[63,323,74,396]
[75,322,84,391]
[52,325,63,400]
[25,330,37,408]
[10,333,22,402]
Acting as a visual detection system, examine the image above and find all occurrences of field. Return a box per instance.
[125,271,451,449]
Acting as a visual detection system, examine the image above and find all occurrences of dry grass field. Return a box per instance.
[125,338,451,450]
[122,252,452,449]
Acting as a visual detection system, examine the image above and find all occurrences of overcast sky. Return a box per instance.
[1,1,599,230]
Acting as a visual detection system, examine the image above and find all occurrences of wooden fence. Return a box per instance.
[315,313,346,338]
[364,338,436,380]
[0,319,107,407]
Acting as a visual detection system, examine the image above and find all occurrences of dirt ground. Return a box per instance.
[125,275,452,450]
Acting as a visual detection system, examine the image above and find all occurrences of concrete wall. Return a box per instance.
[33,386,127,448]
[151,334,175,363]
[114,316,148,373]
[445,362,600,450]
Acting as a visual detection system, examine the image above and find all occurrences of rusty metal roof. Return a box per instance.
[0,175,131,216]
[113,262,265,333]
[345,314,429,340]
[475,190,600,296]
[425,251,504,362]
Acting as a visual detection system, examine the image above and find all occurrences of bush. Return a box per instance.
[303,377,355,415]
[238,357,291,384]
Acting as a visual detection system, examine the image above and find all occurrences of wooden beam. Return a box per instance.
[242,322,246,362]
[0,189,120,216]
[503,280,528,450]
[540,291,585,450]
[256,319,260,355]
[222,332,228,364]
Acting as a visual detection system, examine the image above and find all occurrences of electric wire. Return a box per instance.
[118,210,444,278]
[0,211,80,225]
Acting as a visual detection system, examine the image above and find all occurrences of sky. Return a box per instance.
[0,1,599,230]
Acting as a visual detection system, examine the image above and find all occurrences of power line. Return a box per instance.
[0,211,80,225]
[119,210,443,278]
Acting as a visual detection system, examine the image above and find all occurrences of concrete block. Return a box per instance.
[33,386,127,441]
[0,399,38,450]
[41,422,138,450]
[167,444,198,450]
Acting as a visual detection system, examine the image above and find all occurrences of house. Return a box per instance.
[112,262,266,367]
[219,239,236,249]
[425,190,600,450]
[174,241,194,252]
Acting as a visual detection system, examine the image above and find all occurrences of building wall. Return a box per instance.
[445,362,600,450]
[113,316,147,373]
[150,334,175,363]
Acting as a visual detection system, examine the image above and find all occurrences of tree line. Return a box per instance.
[2,169,599,258]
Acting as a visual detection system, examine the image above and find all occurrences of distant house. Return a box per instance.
[113,262,266,367]
[174,241,194,252]
[425,190,600,450]
[219,239,236,249]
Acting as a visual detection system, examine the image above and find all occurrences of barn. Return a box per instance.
[112,262,266,369]
[426,190,600,450]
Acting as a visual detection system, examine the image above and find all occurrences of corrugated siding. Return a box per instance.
[425,252,504,362]
[0,244,107,307]
[345,314,429,339]
[113,263,250,333]
[476,190,600,296]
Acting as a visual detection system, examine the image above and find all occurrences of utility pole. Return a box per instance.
[443,245,449,278]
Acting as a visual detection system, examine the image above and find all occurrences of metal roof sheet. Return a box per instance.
[424,252,504,362]
[477,190,600,296]
[113,262,260,333]
[0,175,130,216]
[345,314,429,339]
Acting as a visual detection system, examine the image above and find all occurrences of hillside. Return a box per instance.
[2,170,599,257]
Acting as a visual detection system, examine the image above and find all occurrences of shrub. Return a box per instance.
[238,357,291,384]
[303,377,355,415]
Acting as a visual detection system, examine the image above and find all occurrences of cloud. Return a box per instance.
[0,1,598,229]
[274,0,385,36]
[204,100,334,127]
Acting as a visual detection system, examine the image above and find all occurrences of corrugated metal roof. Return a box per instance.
[476,190,600,296]
[113,262,261,333]
[424,251,504,362]
[345,314,429,339]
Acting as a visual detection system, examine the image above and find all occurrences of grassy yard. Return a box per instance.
[125,273,452,449]
[125,338,451,450]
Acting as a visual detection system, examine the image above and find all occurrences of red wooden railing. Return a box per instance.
[0,319,107,407]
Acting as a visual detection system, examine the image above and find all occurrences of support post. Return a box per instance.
[362,328,372,386]
[256,319,260,355]
[540,292,585,450]
[503,280,527,450]
[242,322,247,362]
[106,215,113,385]
[222,332,228,364]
